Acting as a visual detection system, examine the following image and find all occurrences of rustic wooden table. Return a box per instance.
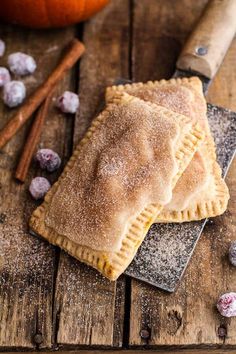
[0,0,236,352]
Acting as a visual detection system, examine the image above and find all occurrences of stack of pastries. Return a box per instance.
[30,77,229,280]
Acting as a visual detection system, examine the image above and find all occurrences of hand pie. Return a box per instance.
[30,93,204,280]
[106,77,229,222]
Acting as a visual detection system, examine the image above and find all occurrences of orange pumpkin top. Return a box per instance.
[0,0,110,28]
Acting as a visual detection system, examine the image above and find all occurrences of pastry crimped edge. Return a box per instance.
[29,93,204,280]
[106,77,229,222]
[105,76,204,103]
[156,161,230,222]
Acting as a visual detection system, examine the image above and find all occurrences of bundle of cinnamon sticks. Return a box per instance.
[0,39,85,182]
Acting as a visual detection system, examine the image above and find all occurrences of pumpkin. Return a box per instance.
[0,0,110,29]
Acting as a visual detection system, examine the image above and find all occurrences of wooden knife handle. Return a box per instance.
[177,0,236,79]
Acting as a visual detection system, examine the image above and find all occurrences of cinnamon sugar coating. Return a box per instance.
[166,152,208,211]
[106,77,229,221]
[30,91,204,279]
[45,96,182,252]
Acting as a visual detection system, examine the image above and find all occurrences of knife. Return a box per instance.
[124,0,236,291]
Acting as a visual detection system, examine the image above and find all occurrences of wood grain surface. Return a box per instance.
[0,0,236,351]
[176,0,236,79]
[53,0,129,348]
[5,351,236,354]
[129,0,236,347]
[0,26,76,348]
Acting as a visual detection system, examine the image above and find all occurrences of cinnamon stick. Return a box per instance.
[15,92,53,182]
[0,39,85,149]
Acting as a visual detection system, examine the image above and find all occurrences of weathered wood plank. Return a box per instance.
[207,39,236,110]
[131,0,207,83]
[0,26,76,348]
[54,0,130,347]
[5,350,236,354]
[129,0,236,346]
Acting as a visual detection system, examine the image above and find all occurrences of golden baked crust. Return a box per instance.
[30,93,204,280]
[158,160,229,222]
[106,77,229,222]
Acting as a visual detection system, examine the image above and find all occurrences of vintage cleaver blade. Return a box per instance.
[124,0,236,291]
[125,104,236,292]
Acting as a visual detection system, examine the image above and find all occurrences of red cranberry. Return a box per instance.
[3,80,26,107]
[35,149,61,172]
[56,91,79,114]
[0,39,5,57]
[217,292,236,317]
[0,67,11,87]
[229,241,236,266]
[8,52,36,76]
[29,177,51,200]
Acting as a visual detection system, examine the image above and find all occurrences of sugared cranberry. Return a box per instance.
[3,80,26,107]
[35,149,61,172]
[0,39,6,57]
[8,52,36,76]
[0,67,11,87]
[56,91,79,114]
[229,241,236,266]
[29,177,51,200]
[217,292,236,317]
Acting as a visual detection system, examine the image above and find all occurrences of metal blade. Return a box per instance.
[114,78,132,86]
[125,103,236,292]
[173,69,211,94]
